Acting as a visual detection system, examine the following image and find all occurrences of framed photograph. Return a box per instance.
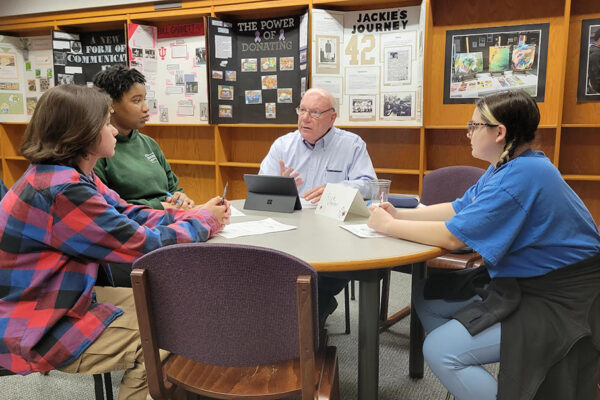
[261,75,277,90]
[0,53,18,78]
[219,104,233,118]
[265,102,276,119]
[443,23,549,104]
[315,35,340,74]
[380,92,414,120]
[277,88,293,103]
[349,95,376,122]
[383,46,412,85]
[241,58,257,72]
[225,70,236,81]
[212,70,223,79]
[245,90,262,104]
[577,18,600,102]
[260,57,277,72]
[218,85,234,100]
[194,47,205,65]
[199,103,208,121]
[280,57,294,71]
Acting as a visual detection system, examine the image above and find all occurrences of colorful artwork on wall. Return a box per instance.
[443,23,549,104]
[454,52,483,75]
[512,44,536,71]
[489,45,510,72]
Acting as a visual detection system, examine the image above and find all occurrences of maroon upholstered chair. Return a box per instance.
[380,166,486,330]
[131,243,339,400]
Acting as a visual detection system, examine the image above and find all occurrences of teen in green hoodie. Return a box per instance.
[93,65,195,210]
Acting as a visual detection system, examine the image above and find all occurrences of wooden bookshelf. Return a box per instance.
[1,0,599,222]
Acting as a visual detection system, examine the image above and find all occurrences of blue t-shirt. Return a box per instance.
[446,150,600,278]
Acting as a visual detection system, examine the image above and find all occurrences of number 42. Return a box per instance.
[344,34,376,65]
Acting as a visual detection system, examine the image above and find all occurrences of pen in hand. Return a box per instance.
[220,182,228,205]
[165,191,181,205]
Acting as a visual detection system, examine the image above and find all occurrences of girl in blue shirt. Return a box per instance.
[368,90,600,400]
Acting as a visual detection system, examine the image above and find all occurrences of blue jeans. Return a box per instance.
[412,280,500,400]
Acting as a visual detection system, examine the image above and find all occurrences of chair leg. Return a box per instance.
[379,267,412,332]
[343,283,351,334]
[350,280,356,300]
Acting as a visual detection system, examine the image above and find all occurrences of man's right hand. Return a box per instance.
[279,159,304,187]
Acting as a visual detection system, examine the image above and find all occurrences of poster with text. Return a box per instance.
[207,12,309,124]
[52,29,127,87]
[311,6,424,126]
[142,21,210,124]
[0,35,54,122]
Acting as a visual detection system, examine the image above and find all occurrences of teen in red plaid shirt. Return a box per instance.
[0,85,230,399]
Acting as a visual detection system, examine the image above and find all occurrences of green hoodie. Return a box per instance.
[94,129,183,209]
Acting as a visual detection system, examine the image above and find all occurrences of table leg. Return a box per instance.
[409,262,426,379]
[358,270,381,400]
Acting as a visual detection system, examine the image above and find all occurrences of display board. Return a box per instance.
[52,29,127,86]
[311,7,424,126]
[443,23,549,104]
[207,13,309,124]
[129,21,209,124]
[0,35,54,122]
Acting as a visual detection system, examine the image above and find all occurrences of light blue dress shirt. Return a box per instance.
[259,126,377,198]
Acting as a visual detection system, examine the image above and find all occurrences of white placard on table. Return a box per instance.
[315,183,370,221]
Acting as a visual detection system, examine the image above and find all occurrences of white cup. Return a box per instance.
[369,179,391,206]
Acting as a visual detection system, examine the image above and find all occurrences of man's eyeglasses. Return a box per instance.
[467,121,497,136]
[296,107,334,119]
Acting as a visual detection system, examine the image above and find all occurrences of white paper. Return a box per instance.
[229,205,245,217]
[299,12,308,50]
[177,105,194,116]
[54,31,80,40]
[218,218,296,239]
[131,25,154,48]
[214,35,232,59]
[64,66,82,74]
[171,45,187,58]
[340,224,386,238]
[312,75,343,101]
[165,86,183,94]
[346,67,379,94]
[52,40,71,50]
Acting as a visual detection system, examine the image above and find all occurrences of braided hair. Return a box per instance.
[475,90,540,168]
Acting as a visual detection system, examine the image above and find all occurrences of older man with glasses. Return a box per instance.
[259,87,376,204]
[259,87,377,327]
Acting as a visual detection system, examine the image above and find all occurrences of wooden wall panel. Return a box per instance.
[170,164,216,203]
[218,126,290,164]
[353,128,420,170]
[559,127,600,175]
[143,125,215,162]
